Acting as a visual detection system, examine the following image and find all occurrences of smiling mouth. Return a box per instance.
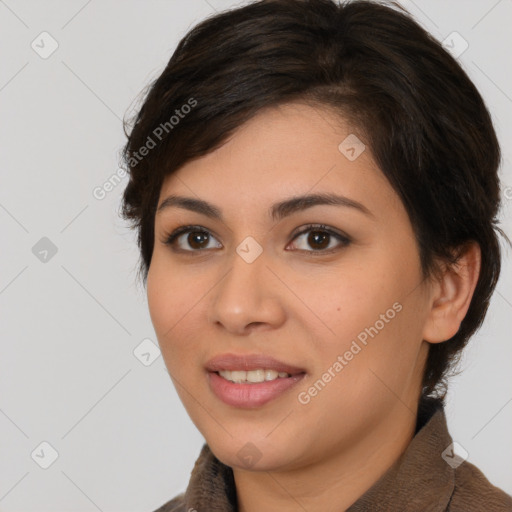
[208,370,306,408]
[205,353,307,407]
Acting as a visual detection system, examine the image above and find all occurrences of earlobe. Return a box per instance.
[422,242,481,344]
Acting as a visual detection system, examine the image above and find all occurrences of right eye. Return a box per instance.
[163,225,223,253]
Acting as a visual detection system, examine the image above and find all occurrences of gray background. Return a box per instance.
[0,1,511,510]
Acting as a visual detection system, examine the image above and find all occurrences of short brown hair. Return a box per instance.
[120,0,509,400]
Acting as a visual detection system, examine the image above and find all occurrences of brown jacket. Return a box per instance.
[154,398,512,511]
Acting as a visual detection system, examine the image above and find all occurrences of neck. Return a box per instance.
[233,401,419,512]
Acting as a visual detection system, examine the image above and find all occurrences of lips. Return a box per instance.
[205,353,307,408]
[205,353,306,375]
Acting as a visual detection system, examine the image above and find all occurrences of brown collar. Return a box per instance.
[183,397,455,511]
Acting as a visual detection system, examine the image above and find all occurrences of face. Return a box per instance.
[147,102,433,472]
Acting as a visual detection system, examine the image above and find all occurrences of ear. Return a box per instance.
[422,242,481,344]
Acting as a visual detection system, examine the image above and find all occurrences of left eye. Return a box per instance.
[288,225,350,253]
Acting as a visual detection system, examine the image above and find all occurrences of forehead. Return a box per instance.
[157,102,398,219]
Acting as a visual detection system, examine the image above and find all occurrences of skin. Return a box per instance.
[147,102,481,512]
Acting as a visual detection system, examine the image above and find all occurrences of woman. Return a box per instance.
[120,0,512,510]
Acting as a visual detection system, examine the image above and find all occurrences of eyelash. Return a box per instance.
[162,224,351,256]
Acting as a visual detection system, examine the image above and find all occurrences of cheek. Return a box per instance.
[146,259,204,361]
[297,260,402,347]
[305,245,424,373]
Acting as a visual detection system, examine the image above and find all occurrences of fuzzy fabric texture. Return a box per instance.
[154,397,512,511]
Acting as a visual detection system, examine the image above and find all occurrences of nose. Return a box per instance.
[208,243,286,335]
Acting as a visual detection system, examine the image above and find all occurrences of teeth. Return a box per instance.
[247,369,265,383]
[218,369,292,383]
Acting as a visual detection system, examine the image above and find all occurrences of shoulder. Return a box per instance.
[448,460,512,511]
[152,492,187,512]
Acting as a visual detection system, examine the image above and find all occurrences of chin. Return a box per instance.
[207,433,302,472]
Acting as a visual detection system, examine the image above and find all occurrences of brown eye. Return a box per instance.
[187,231,210,249]
[288,224,351,253]
[307,230,331,250]
[164,226,222,252]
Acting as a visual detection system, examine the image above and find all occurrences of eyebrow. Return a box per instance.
[156,192,374,222]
